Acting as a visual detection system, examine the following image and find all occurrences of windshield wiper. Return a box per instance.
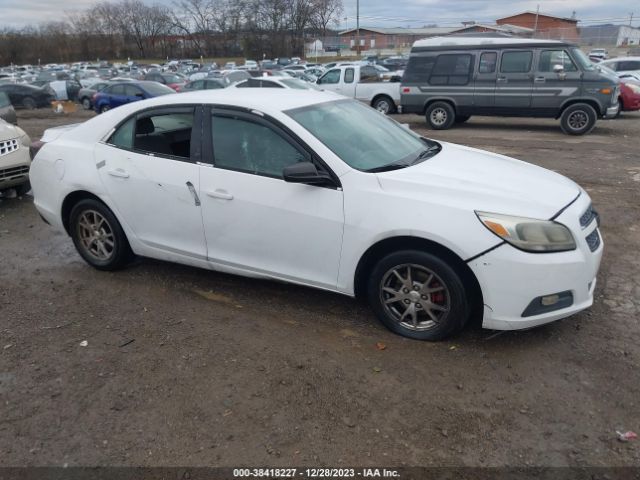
[364,162,411,173]
[410,144,441,165]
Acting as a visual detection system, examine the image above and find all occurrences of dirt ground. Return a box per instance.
[1,107,640,468]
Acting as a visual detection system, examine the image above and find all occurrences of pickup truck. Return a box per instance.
[316,65,401,114]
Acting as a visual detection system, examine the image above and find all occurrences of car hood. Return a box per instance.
[0,120,26,141]
[376,142,581,219]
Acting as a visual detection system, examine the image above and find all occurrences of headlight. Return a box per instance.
[627,83,640,94]
[476,211,576,253]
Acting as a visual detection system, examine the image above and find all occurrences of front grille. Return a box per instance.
[0,139,19,157]
[0,165,29,181]
[579,204,598,228]
[586,229,601,252]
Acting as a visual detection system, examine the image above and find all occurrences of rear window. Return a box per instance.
[429,54,473,86]
[402,56,436,83]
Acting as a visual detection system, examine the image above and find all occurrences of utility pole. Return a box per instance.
[356,0,360,57]
[630,12,634,26]
[533,4,540,38]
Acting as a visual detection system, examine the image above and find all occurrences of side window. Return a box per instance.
[430,54,473,85]
[403,56,436,83]
[344,68,355,83]
[190,80,203,90]
[618,61,640,71]
[124,85,143,96]
[110,84,126,95]
[501,51,533,73]
[359,66,378,83]
[205,80,223,89]
[260,80,284,88]
[319,69,340,84]
[478,52,497,74]
[133,110,194,159]
[107,117,135,149]
[538,50,577,72]
[211,114,307,178]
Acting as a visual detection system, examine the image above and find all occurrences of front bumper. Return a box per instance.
[604,103,620,118]
[469,194,603,331]
[0,144,31,190]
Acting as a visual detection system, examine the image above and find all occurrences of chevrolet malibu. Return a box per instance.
[30,90,602,340]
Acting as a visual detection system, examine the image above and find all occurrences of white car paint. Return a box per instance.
[0,119,31,191]
[599,56,640,79]
[30,90,602,334]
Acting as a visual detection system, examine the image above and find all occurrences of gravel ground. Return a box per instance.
[1,108,639,468]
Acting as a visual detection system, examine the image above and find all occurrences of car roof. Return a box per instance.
[602,56,640,62]
[412,36,567,49]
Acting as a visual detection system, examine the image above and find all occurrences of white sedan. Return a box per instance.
[30,90,602,340]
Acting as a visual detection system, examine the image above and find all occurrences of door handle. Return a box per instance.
[206,190,234,200]
[186,181,201,206]
[534,76,546,83]
[107,168,129,179]
[496,77,507,83]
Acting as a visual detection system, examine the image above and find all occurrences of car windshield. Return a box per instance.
[287,99,439,172]
[571,48,596,71]
[140,82,175,95]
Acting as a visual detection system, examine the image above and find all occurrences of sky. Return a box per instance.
[0,0,637,29]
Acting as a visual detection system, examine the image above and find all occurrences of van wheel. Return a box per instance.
[560,103,597,135]
[372,96,396,114]
[426,102,455,130]
[69,199,132,271]
[367,250,469,341]
[455,115,471,123]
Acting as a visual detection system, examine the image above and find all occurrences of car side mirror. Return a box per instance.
[553,64,565,74]
[283,161,334,187]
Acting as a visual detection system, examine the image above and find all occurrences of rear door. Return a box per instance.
[107,84,128,108]
[531,49,582,114]
[496,50,534,109]
[124,84,144,104]
[473,51,498,109]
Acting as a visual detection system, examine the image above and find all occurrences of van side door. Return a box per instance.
[496,50,534,109]
[473,51,498,110]
[531,49,583,115]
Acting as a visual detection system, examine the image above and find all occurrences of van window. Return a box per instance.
[539,50,577,72]
[429,54,473,85]
[501,51,533,73]
[403,56,436,83]
[479,52,497,74]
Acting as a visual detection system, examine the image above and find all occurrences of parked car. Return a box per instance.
[0,118,31,195]
[598,57,640,79]
[143,72,187,91]
[0,92,17,125]
[30,90,603,341]
[617,79,640,115]
[588,48,609,61]
[233,77,319,90]
[0,84,55,109]
[210,70,251,86]
[93,81,175,113]
[401,37,620,135]
[78,81,110,110]
[180,78,227,91]
[316,64,400,114]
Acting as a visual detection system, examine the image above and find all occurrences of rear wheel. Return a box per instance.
[372,96,396,115]
[560,103,597,135]
[367,250,470,341]
[22,97,36,110]
[81,97,91,110]
[69,199,132,271]
[425,102,456,130]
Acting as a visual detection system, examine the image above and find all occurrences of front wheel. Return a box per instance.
[99,104,110,114]
[69,199,132,271]
[560,103,597,135]
[367,250,470,341]
[425,102,456,130]
[81,97,91,110]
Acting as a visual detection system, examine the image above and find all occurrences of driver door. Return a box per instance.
[198,108,345,289]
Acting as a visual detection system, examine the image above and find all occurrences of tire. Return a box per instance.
[69,199,132,271]
[81,97,91,110]
[99,104,110,114]
[425,101,456,130]
[560,103,597,135]
[615,99,623,118]
[22,97,36,110]
[372,96,396,114]
[14,181,31,196]
[455,115,471,123]
[367,250,470,341]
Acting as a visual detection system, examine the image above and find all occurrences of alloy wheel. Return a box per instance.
[430,108,448,126]
[76,209,115,261]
